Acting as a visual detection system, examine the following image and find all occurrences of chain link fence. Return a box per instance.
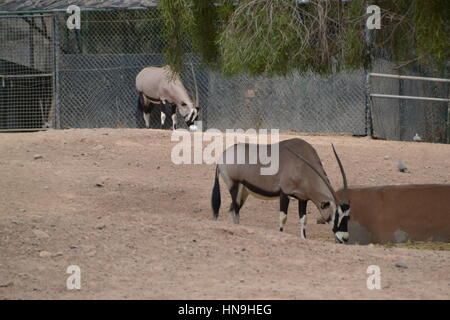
[1,8,447,141]
[53,9,366,134]
[0,14,54,130]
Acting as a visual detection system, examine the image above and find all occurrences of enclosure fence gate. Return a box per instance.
[368,72,450,143]
[0,14,55,131]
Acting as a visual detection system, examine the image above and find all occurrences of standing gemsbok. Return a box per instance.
[135,65,199,130]
[211,138,350,243]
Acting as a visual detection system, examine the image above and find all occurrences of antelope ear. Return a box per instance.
[320,201,331,209]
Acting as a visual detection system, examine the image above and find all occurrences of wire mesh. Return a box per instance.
[3,8,446,141]
[0,15,54,130]
[369,49,449,143]
[51,9,367,134]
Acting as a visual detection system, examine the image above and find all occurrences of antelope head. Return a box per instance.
[286,144,350,243]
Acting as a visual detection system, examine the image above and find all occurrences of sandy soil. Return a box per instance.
[0,128,449,299]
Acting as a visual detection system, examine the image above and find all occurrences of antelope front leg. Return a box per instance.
[279,192,289,232]
[171,113,177,130]
[143,112,150,128]
[298,200,308,239]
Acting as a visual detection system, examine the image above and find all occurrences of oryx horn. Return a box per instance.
[189,62,199,108]
[331,144,349,202]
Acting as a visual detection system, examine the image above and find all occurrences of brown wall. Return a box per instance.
[337,185,450,244]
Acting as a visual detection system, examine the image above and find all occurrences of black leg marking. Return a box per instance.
[229,182,241,224]
[279,192,290,232]
[299,200,307,239]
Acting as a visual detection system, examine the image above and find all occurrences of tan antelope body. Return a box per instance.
[135,65,198,129]
[211,138,351,243]
[334,185,450,244]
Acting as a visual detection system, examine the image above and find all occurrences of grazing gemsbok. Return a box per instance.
[135,65,199,130]
[211,138,350,243]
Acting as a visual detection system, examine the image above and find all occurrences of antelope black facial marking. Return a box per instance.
[332,211,340,233]
[321,201,331,209]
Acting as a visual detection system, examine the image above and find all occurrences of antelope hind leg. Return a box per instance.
[279,192,290,232]
[229,183,247,224]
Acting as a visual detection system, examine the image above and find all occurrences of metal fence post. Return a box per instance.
[364,3,374,137]
[52,14,61,129]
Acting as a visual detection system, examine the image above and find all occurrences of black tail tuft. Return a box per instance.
[211,166,221,220]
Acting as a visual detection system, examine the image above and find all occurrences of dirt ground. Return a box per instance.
[0,128,449,300]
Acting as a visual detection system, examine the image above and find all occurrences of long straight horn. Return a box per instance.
[285,146,339,204]
[331,144,349,201]
[189,62,199,108]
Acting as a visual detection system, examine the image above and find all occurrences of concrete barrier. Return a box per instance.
[336,185,450,244]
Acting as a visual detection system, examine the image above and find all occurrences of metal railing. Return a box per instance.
[367,73,450,143]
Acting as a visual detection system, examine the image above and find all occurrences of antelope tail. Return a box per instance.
[211,166,221,220]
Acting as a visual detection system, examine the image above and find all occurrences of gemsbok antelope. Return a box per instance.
[211,138,350,243]
[135,65,199,130]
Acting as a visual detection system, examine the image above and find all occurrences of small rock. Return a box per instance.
[0,281,13,288]
[30,215,43,222]
[80,245,96,252]
[52,252,63,257]
[86,250,96,257]
[33,229,50,239]
[39,251,52,258]
[17,273,29,280]
[397,160,409,173]
[384,155,390,160]
[193,208,202,213]
[69,245,78,249]
[33,154,43,160]
[95,183,104,187]
[19,208,26,213]
[156,166,160,170]
[93,145,105,151]
[95,223,106,230]
[368,243,374,247]
[395,260,408,269]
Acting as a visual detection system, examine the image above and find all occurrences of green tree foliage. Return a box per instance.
[158,0,449,76]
